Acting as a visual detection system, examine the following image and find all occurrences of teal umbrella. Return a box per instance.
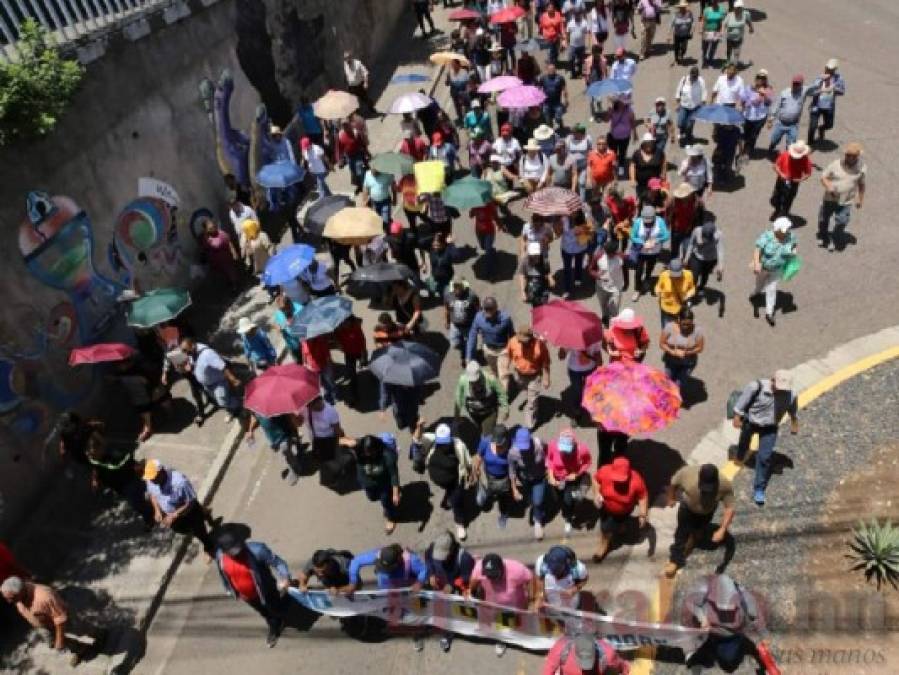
[442,176,493,210]
[371,152,414,177]
[126,288,191,328]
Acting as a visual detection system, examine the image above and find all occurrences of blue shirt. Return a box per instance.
[363,170,393,203]
[193,344,227,387]
[476,438,512,479]
[297,104,323,135]
[146,469,196,514]
[242,329,277,365]
[348,547,428,588]
[467,310,515,360]
[463,110,493,139]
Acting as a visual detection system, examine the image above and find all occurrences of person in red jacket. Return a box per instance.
[543,632,630,674]
[591,456,649,562]
[770,140,812,220]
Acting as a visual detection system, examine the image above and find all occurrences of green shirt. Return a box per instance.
[755,230,796,271]
[703,6,726,32]
[454,372,509,417]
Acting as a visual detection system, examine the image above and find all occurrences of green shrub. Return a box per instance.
[0,20,84,146]
[847,519,899,591]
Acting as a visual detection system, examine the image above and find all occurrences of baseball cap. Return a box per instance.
[610,456,630,482]
[143,459,163,481]
[792,73,805,84]
[573,122,586,133]
[698,464,719,494]
[513,427,532,450]
[772,216,792,233]
[431,531,455,562]
[655,96,666,104]
[826,58,840,71]
[545,545,572,577]
[375,544,404,572]
[466,360,482,379]
[774,369,793,390]
[573,633,599,669]
[491,424,510,447]
[668,258,684,277]
[435,423,452,443]
[471,98,482,107]
[640,132,655,144]
[482,553,504,579]
[844,142,863,156]
[641,205,656,220]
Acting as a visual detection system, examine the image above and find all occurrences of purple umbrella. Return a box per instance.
[478,75,523,94]
[497,85,547,109]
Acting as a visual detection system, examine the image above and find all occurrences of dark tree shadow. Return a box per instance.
[625,439,686,506]
[396,480,434,532]
[679,375,708,409]
[472,249,519,282]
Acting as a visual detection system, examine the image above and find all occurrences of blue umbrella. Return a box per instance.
[692,104,745,125]
[390,73,430,85]
[369,340,441,387]
[256,161,306,189]
[586,78,633,99]
[262,244,316,286]
[288,295,353,340]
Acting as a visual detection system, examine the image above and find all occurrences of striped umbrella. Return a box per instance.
[525,187,583,216]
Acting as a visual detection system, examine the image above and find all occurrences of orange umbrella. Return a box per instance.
[430,51,471,68]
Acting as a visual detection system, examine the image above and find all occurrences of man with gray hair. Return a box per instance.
[2,576,106,666]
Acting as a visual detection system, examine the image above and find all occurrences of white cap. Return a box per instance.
[772,216,792,233]
[826,58,839,70]
[733,0,744,7]
[655,96,666,104]
[686,144,704,157]
[470,98,481,107]
[527,241,542,256]
[435,423,452,442]
[466,361,482,378]
[774,369,793,390]
[237,317,255,334]
[476,27,485,36]
[640,132,655,144]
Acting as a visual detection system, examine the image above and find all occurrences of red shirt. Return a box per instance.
[775,152,812,181]
[605,195,636,224]
[588,150,618,185]
[470,202,499,236]
[398,137,428,162]
[670,196,700,235]
[594,465,648,516]
[221,552,258,601]
[539,11,563,42]
[334,320,366,358]
[302,335,332,372]
[338,130,362,158]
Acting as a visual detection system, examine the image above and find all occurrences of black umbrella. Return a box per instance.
[304,195,355,237]
[349,262,414,284]
[369,341,441,386]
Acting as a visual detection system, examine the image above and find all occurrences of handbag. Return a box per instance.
[781,255,802,282]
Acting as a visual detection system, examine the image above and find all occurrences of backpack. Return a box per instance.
[465,377,498,417]
[725,379,762,420]
[428,441,461,488]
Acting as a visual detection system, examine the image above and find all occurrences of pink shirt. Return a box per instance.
[470,558,533,609]
[545,440,593,481]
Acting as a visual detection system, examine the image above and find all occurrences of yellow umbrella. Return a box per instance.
[414,160,446,195]
[313,90,359,120]
[323,207,384,244]
[429,51,471,68]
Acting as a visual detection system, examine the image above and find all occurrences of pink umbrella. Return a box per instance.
[497,85,547,109]
[490,5,527,24]
[478,75,523,94]
[244,364,321,418]
[69,343,136,366]
[448,7,481,21]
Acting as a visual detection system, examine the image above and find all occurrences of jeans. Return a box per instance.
[737,423,779,493]
[561,250,585,294]
[318,363,337,404]
[768,119,798,151]
[807,108,835,142]
[663,360,695,390]
[476,231,496,269]
[701,36,719,66]
[673,35,689,62]
[365,483,398,521]
[171,501,215,555]
[449,322,472,361]
[725,38,743,64]
[818,200,852,247]
[205,382,241,416]
[670,231,689,260]
[372,199,392,227]
[568,45,586,78]
[640,19,656,57]
[555,475,588,523]
[676,106,698,145]
[547,39,560,65]
[753,268,781,317]
[313,172,331,198]
[669,503,714,567]
[347,154,367,190]
[635,254,658,294]
[742,118,766,152]
[511,370,541,428]
[660,309,678,329]
[595,286,621,324]
[543,101,565,126]
[567,369,589,415]
[688,255,717,291]
[524,478,547,525]
[770,177,800,217]
[607,134,630,174]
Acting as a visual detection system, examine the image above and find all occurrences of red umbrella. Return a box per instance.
[525,187,583,216]
[532,300,603,350]
[448,8,481,20]
[244,364,321,418]
[69,343,136,366]
[490,5,526,23]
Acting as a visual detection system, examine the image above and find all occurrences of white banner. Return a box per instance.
[138,177,181,207]
[287,588,707,653]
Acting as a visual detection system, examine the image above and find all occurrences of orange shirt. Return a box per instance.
[539,11,563,42]
[506,336,549,375]
[587,149,617,185]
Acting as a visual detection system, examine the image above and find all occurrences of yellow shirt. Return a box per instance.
[655,270,696,315]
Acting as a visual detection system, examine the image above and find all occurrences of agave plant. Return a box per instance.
[846,519,899,591]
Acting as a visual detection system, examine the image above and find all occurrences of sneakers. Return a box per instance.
[285,469,299,486]
[631,291,641,302]
[754,489,766,506]
[439,635,452,653]
[534,522,544,540]
[827,242,835,252]
[664,561,680,578]
[497,513,508,529]
[495,642,507,657]
[266,618,284,647]
[413,637,424,652]
[563,520,572,535]
[456,525,467,541]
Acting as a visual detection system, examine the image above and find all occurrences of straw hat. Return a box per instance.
[673,182,695,199]
[534,124,555,141]
[524,138,541,151]
[788,140,810,159]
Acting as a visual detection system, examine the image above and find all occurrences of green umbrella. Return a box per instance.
[442,176,493,210]
[370,152,414,177]
[126,288,192,328]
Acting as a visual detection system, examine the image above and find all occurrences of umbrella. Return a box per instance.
[692,104,745,125]
[430,51,471,68]
[390,73,430,85]
[478,75,523,94]
[304,195,355,237]
[369,340,441,387]
[497,85,546,109]
[448,7,481,20]
[525,187,582,216]
[262,244,316,286]
[244,364,321,417]
[532,300,603,351]
[69,343,136,366]
[313,90,359,120]
[126,288,191,328]
[371,152,415,177]
[256,161,305,189]
[323,207,384,244]
[581,361,681,435]
[515,39,540,54]
[349,262,414,284]
[288,295,353,340]
[586,78,633,99]
[490,5,526,23]
[389,91,432,115]
[442,176,493,210]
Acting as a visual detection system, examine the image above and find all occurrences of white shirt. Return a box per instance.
[307,402,340,438]
[493,136,522,166]
[610,57,637,81]
[303,145,327,174]
[519,153,548,181]
[487,0,506,14]
[193,343,227,387]
[536,555,589,609]
[566,18,589,48]
[588,7,608,34]
[344,59,368,87]
[713,74,744,105]
[675,75,707,109]
[229,204,258,231]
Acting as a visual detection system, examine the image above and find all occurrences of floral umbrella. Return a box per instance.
[581,361,681,435]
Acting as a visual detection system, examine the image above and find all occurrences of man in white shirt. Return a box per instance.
[298,396,344,467]
[674,65,707,146]
[493,123,523,167]
[564,9,590,78]
[343,51,377,117]
[180,338,243,421]
[609,47,637,81]
[588,239,625,324]
[711,62,744,106]
[229,199,258,233]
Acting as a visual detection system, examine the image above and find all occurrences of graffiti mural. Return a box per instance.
[112,196,186,293]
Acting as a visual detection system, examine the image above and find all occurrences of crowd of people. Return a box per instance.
[2,0,871,673]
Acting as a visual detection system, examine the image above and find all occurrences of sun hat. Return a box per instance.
[673,182,695,199]
[844,142,863,156]
[534,124,555,141]
[435,423,452,443]
[772,216,792,233]
[825,58,839,70]
[513,427,532,450]
[609,456,631,482]
[466,360,482,379]
[756,68,769,78]
[237,317,255,334]
[774,369,793,390]
[686,144,703,157]
[143,459,163,481]
[698,464,719,494]
[788,140,810,159]
[527,241,542,256]
[640,205,656,220]
[524,139,541,151]
[612,308,643,330]
[668,258,684,278]
[431,531,455,562]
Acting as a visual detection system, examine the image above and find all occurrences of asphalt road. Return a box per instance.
[142,1,899,673]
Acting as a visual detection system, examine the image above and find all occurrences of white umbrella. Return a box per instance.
[388,92,432,115]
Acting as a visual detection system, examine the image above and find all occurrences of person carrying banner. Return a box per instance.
[424,531,476,653]
[542,631,631,674]
[467,552,535,657]
[535,545,589,611]
[297,548,355,594]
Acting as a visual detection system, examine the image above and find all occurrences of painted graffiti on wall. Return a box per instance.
[111,195,186,293]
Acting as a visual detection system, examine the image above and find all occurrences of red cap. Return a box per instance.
[432,131,443,145]
[389,221,403,235]
[792,74,804,84]
[501,123,513,134]
[300,137,311,150]
[610,456,630,482]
